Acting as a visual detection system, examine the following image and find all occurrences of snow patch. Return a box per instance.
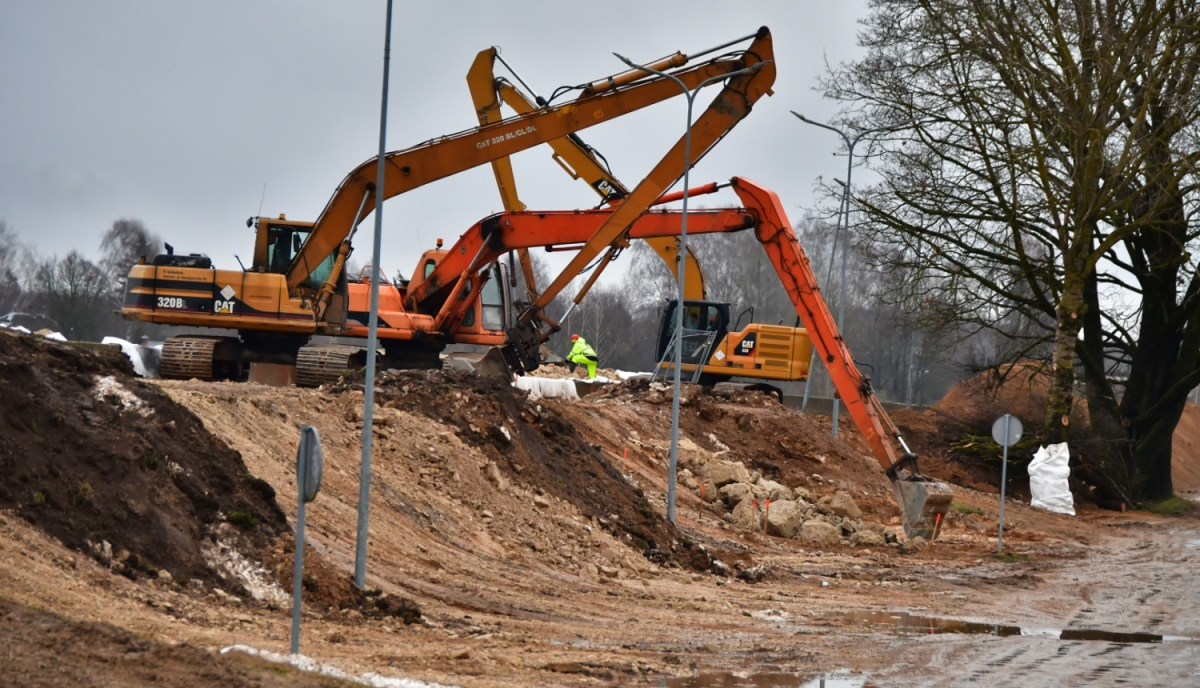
[43,331,67,341]
[514,375,579,401]
[201,539,290,605]
[219,645,459,687]
[92,375,153,416]
[102,336,152,377]
[616,370,651,381]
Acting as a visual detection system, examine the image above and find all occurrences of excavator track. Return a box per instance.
[295,344,365,388]
[160,336,225,380]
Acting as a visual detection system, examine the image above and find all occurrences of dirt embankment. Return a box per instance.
[3,333,1199,687]
[0,330,287,589]
[358,369,689,564]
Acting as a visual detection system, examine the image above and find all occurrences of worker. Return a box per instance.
[567,334,599,379]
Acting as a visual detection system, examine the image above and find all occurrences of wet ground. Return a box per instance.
[2,342,1199,686]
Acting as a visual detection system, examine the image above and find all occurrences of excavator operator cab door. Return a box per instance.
[655,300,730,365]
[252,218,335,292]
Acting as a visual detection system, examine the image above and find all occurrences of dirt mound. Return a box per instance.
[933,360,1087,431]
[1172,403,1200,496]
[0,330,288,588]
[562,380,900,521]
[352,369,685,564]
[364,369,686,564]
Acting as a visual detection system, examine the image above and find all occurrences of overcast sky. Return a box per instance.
[0,1,868,283]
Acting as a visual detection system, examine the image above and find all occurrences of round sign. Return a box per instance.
[991,414,1023,447]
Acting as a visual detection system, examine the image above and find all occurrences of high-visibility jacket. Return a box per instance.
[568,337,597,362]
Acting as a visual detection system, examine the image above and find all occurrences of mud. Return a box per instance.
[2,338,1200,686]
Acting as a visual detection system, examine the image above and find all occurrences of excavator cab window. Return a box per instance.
[480,263,506,331]
[265,223,335,290]
[656,300,730,364]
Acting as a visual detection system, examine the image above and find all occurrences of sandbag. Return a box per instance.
[1028,443,1075,516]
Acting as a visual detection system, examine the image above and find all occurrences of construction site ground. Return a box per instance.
[2,332,1199,686]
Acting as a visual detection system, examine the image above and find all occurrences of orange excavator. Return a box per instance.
[467,47,815,382]
[402,177,952,540]
[121,28,776,384]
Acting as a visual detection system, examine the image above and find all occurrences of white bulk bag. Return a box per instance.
[1028,442,1075,516]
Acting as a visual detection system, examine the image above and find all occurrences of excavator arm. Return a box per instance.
[506,36,775,370]
[728,177,952,539]
[467,48,709,302]
[286,27,774,293]
[403,180,949,539]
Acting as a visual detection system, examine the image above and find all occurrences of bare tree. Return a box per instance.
[33,252,113,341]
[824,0,1200,499]
[99,219,161,307]
[0,221,28,313]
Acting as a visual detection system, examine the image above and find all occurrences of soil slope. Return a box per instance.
[0,330,287,587]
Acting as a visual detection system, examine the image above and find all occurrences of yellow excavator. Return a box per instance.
[122,28,777,383]
[466,47,813,383]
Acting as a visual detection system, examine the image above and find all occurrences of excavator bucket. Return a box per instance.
[886,454,953,540]
[891,477,954,541]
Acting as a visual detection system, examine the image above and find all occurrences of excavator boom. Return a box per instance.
[405,178,950,540]
[728,177,952,539]
[467,48,709,302]
[287,27,775,292]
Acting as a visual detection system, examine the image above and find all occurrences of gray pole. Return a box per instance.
[998,414,1011,553]
[801,165,848,413]
[791,113,902,432]
[355,0,393,589]
[615,54,764,523]
[290,472,306,654]
[905,244,920,407]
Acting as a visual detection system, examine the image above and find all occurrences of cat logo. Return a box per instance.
[214,299,236,314]
[735,331,757,356]
[591,179,627,202]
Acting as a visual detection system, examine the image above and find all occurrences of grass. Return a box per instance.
[996,551,1029,563]
[951,501,985,516]
[69,482,93,508]
[1139,495,1196,516]
[227,510,259,528]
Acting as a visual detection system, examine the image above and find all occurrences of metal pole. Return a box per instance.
[791,112,902,429]
[615,53,763,524]
[801,167,848,413]
[831,154,854,437]
[905,244,921,407]
[355,0,392,590]
[998,414,1010,553]
[290,461,306,655]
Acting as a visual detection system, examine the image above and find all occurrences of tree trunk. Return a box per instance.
[1046,264,1088,444]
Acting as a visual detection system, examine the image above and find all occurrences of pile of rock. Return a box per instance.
[681,457,901,548]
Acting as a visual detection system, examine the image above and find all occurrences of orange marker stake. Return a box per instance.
[933,512,943,542]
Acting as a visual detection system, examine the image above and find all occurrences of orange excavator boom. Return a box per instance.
[287,27,775,293]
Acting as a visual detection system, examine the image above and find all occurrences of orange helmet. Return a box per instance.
[570,334,580,340]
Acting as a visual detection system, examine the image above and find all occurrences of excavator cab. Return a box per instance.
[251,216,336,291]
[655,299,814,385]
[656,300,730,372]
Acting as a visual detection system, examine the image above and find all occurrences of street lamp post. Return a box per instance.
[354,0,394,590]
[614,53,766,524]
[791,112,900,437]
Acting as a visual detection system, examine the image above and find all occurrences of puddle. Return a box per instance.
[820,610,1178,643]
[657,673,876,687]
